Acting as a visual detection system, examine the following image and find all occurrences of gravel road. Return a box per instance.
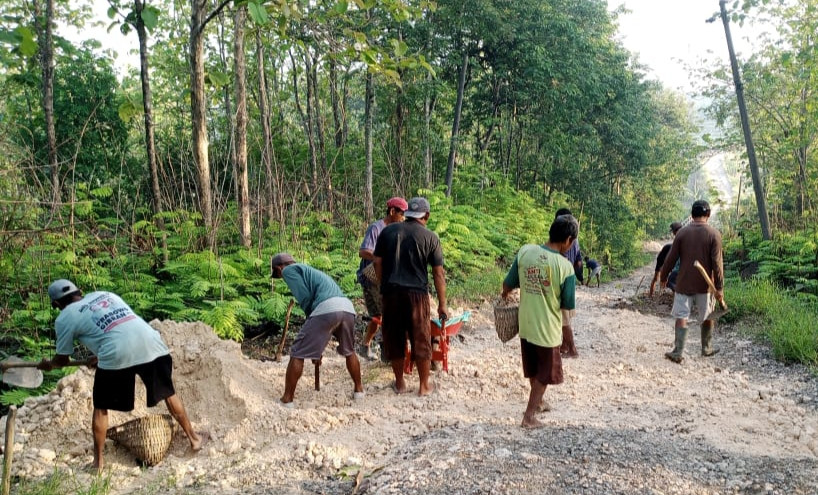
[5,259,817,494]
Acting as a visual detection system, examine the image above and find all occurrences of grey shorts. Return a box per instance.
[671,292,715,322]
[289,312,356,360]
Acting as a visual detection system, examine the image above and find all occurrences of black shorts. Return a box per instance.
[93,354,176,411]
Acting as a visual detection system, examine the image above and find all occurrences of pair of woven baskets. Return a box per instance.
[106,414,175,466]
[493,303,519,343]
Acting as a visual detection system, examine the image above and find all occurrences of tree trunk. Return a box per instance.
[233,6,250,248]
[292,49,317,200]
[394,79,406,191]
[446,50,469,197]
[218,11,235,190]
[134,0,168,262]
[256,32,278,226]
[33,0,60,211]
[190,0,214,248]
[364,70,374,222]
[424,79,435,188]
[309,54,332,213]
[329,58,344,149]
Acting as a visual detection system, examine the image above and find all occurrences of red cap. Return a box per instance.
[386,197,408,211]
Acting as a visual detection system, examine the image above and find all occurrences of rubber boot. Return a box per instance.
[664,326,687,363]
[701,320,720,357]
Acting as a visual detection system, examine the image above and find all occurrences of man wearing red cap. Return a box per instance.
[356,197,408,360]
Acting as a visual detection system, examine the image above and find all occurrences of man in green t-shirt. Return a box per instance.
[501,214,578,428]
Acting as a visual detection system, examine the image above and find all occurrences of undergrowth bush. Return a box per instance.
[723,278,818,367]
[0,180,655,407]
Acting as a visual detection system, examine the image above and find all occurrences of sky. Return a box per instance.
[612,0,764,94]
[68,0,766,95]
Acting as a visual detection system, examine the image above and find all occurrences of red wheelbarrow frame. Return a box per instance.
[404,312,470,374]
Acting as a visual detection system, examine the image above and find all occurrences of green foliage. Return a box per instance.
[723,278,818,367]
[724,227,818,302]
[12,468,112,495]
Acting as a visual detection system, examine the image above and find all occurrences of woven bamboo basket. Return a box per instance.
[106,414,175,466]
[362,263,379,286]
[493,303,519,343]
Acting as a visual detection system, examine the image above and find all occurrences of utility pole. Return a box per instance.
[714,0,772,240]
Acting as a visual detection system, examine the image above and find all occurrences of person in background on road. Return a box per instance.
[649,221,683,297]
[502,214,578,428]
[554,208,580,358]
[38,280,204,472]
[659,201,725,363]
[556,208,584,286]
[584,256,602,288]
[271,253,364,406]
[356,197,408,360]
[373,196,447,396]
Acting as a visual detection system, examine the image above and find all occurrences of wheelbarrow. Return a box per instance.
[404,312,471,374]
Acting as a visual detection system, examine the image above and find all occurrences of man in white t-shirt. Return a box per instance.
[38,279,205,471]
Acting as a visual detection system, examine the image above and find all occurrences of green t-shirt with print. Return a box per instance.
[504,244,576,348]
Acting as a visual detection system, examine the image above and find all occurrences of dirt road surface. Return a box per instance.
[4,256,818,494]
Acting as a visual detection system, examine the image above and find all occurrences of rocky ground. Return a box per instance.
[3,250,818,494]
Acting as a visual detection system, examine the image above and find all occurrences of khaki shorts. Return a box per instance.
[671,292,715,322]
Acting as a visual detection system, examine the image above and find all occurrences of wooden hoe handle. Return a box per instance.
[692,260,727,310]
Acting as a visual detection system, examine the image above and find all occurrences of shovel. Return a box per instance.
[0,357,44,389]
[1,357,92,389]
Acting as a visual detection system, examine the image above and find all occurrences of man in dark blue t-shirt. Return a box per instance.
[650,221,682,297]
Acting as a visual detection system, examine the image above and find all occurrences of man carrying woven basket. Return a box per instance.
[356,196,408,360]
[501,215,578,428]
[38,280,205,472]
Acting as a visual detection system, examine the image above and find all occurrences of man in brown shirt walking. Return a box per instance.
[659,200,725,363]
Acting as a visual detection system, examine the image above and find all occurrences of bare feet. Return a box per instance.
[191,431,210,452]
[418,382,435,396]
[391,381,408,395]
[561,350,579,359]
[521,416,545,429]
[87,460,103,474]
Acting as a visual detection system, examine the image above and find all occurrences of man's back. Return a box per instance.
[506,244,576,348]
[374,220,443,293]
[663,222,723,295]
[55,291,168,370]
[281,264,346,316]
